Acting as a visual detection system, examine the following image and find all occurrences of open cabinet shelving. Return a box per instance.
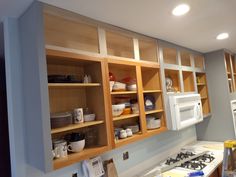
[225,52,236,93]
[46,49,111,170]
[161,45,211,118]
[196,72,211,117]
[106,59,167,148]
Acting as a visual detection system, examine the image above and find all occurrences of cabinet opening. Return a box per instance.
[106,30,134,59]
[194,55,204,69]
[163,47,177,64]
[141,67,161,91]
[139,39,158,62]
[182,71,195,92]
[180,51,191,66]
[164,69,180,92]
[44,13,99,53]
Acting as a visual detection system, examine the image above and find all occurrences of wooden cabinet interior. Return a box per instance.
[196,72,211,116]
[107,60,166,148]
[106,30,134,59]
[141,67,162,91]
[180,51,191,67]
[182,71,195,92]
[162,47,177,64]
[164,69,180,92]
[46,49,110,169]
[44,13,99,53]
[194,55,204,69]
[138,39,158,62]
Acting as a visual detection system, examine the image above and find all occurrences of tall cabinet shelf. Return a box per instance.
[46,49,111,169]
[225,52,236,92]
[106,59,167,148]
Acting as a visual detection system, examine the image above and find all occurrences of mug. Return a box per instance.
[73,108,83,123]
[53,139,68,158]
[68,139,85,153]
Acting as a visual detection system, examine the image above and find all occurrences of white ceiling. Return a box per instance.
[1,0,236,53]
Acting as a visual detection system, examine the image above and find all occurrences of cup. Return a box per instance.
[68,139,85,153]
[53,139,68,158]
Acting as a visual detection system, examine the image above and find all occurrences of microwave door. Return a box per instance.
[176,103,196,130]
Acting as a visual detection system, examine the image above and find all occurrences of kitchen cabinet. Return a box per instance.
[19,2,167,172]
[225,52,236,92]
[159,42,211,118]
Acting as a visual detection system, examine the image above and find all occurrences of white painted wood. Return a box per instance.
[19,1,52,172]
[133,38,140,60]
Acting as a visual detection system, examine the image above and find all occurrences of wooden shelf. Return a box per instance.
[110,91,137,95]
[201,96,208,100]
[53,146,108,170]
[48,83,101,88]
[51,120,104,134]
[145,109,164,115]
[115,132,143,148]
[113,114,139,121]
[197,83,206,86]
[143,90,162,93]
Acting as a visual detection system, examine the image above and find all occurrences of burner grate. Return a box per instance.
[179,160,207,170]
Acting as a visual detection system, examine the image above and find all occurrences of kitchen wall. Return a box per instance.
[196,50,235,141]
[4,16,198,177]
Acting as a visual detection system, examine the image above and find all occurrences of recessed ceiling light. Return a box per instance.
[216,33,229,40]
[172,4,190,16]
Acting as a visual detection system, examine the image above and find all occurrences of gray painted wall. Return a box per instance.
[196,50,235,141]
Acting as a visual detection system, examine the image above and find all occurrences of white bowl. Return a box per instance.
[146,116,161,130]
[84,114,96,122]
[112,104,125,117]
[127,84,137,91]
[113,82,126,91]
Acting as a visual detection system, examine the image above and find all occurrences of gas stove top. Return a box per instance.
[161,150,215,172]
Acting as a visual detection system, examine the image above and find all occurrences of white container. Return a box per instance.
[73,108,84,123]
[112,104,125,117]
[113,82,126,91]
[84,114,96,122]
[53,139,68,158]
[146,116,161,130]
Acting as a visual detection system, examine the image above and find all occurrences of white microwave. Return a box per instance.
[168,94,203,130]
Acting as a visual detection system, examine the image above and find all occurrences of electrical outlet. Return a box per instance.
[123,151,129,160]
[72,173,77,177]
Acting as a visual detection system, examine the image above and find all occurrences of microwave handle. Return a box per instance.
[195,104,201,119]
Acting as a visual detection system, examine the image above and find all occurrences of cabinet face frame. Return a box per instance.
[224,52,236,92]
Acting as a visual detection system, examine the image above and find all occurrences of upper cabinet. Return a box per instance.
[18,3,167,172]
[160,44,211,118]
[44,13,100,53]
[224,52,236,93]
[106,30,134,59]
[138,39,159,62]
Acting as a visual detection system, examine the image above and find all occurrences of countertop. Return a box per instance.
[141,141,224,177]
